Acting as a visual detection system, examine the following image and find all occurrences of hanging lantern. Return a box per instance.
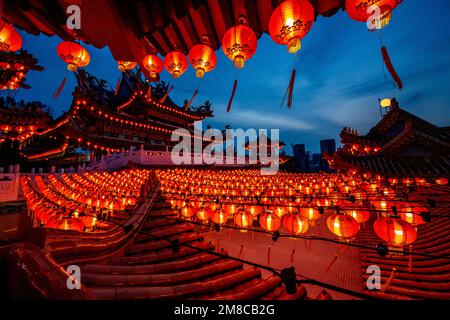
[300,207,321,221]
[398,204,426,226]
[0,19,23,52]
[164,51,188,78]
[222,24,257,69]
[374,217,417,246]
[196,207,210,222]
[180,205,196,218]
[117,61,137,72]
[259,211,281,232]
[282,214,309,234]
[345,0,403,90]
[188,44,217,79]
[246,205,263,216]
[234,210,253,229]
[211,210,228,225]
[268,0,315,54]
[57,41,90,72]
[435,177,448,186]
[345,209,370,223]
[222,22,257,112]
[326,214,359,239]
[345,0,399,29]
[142,54,164,79]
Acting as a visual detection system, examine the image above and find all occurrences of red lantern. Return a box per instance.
[301,207,321,221]
[211,210,228,225]
[283,214,309,234]
[326,214,359,239]
[180,206,196,218]
[222,24,257,69]
[164,51,188,78]
[234,210,253,229]
[259,211,281,232]
[398,204,426,226]
[142,54,164,78]
[374,217,417,246]
[345,209,370,223]
[268,0,315,53]
[246,205,263,217]
[57,41,90,71]
[435,177,448,186]
[188,44,217,78]
[346,0,400,28]
[196,207,210,222]
[0,19,22,52]
[117,61,137,72]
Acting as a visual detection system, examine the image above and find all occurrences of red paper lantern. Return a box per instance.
[398,204,426,226]
[345,209,370,223]
[246,205,263,217]
[164,51,188,78]
[259,211,281,232]
[57,41,90,71]
[211,210,228,225]
[142,54,164,78]
[374,217,417,246]
[346,0,400,29]
[117,61,137,72]
[196,207,210,221]
[180,205,196,218]
[301,207,321,221]
[222,24,257,69]
[435,177,448,186]
[0,19,22,52]
[327,214,359,239]
[234,210,253,229]
[283,214,309,234]
[268,0,315,53]
[188,44,217,78]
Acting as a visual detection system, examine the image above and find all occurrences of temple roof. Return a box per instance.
[3,0,346,78]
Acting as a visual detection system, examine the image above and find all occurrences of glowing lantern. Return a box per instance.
[224,204,238,216]
[180,206,196,218]
[57,41,90,72]
[282,214,309,234]
[326,214,359,239]
[398,204,426,226]
[0,19,22,52]
[188,44,217,78]
[268,0,315,53]
[246,205,263,216]
[196,207,210,222]
[374,217,417,246]
[211,210,228,225]
[270,205,286,217]
[435,177,448,186]
[117,61,137,72]
[234,210,253,229]
[259,211,281,232]
[164,51,188,78]
[142,54,164,79]
[301,207,321,221]
[222,24,257,69]
[345,0,403,90]
[346,209,370,223]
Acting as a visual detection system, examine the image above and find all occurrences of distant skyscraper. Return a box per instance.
[292,144,309,172]
[320,139,336,172]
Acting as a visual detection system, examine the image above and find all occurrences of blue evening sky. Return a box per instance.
[5,0,450,154]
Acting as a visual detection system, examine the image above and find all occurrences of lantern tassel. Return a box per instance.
[290,249,295,263]
[184,89,198,111]
[114,77,122,96]
[324,254,338,272]
[53,77,67,99]
[408,245,413,272]
[237,243,244,258]
[159,85,174,103]
[380,268,397,293]
[287,68,296,108]
[381,46,403,90]
[147,85,152,97]
[267,245,271,266]
[227,79,238,112]
[216,236,220,251]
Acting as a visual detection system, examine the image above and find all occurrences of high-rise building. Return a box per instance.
[320,139,336,172]
[292,144,309,172]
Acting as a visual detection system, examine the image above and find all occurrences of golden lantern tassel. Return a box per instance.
[227,79,238,112]
[159,85,174,103]
[53,77,67,98]
[380,268,397,293]
[184,89,198,111]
